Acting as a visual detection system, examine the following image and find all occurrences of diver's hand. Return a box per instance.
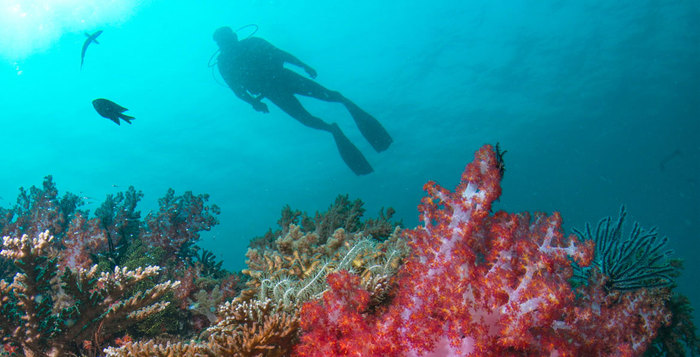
[252,101,269,113]
[305,66,317,79]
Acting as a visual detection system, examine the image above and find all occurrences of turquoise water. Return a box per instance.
[1,0,698,320]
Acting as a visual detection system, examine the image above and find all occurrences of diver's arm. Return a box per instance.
[232,86,269,113]
[278,50,317,78]
[231,86,256,105]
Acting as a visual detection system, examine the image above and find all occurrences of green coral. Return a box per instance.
[644,262,700,356]
[249,194,401,251]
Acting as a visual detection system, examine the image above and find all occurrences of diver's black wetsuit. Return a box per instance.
[213,27,392,175]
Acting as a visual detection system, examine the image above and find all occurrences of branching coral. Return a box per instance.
[0,231,179,357]
[103,340,213,357]
[188,285,224,324]
[104,299,299,357]
[205,299,299,356]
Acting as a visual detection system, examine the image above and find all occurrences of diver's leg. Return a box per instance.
[266,93,373,175]
[265,91,333,131]
[285,71,393,152]
[285,71,346,103]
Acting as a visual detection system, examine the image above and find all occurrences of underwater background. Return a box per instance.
[1,0,698,323]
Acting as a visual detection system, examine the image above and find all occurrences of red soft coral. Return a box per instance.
[297,271,401,357]
[295,144,668,357]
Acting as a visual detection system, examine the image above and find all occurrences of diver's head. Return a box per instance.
[213,26,238,47]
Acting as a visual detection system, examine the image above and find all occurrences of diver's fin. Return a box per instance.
[345,101,392,152]
[330,124,373,175]
[120,114,135,124]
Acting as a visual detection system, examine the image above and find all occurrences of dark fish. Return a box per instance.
[92,98,134,125]
[659,149,682,171]
[81,30,103,69]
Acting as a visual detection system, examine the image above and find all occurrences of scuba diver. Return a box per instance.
[212,26,392,175]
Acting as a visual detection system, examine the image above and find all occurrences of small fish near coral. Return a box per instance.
[81,30,103,69]
[93,98,135,125]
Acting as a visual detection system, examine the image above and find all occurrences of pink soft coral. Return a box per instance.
[295,144,669,356]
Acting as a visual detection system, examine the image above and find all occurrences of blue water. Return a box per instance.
[1,0,698,319]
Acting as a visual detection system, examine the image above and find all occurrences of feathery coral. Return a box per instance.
[572,206,677,291]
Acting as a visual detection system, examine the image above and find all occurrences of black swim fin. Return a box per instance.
[330,124,373,175]
[345,101,393,152]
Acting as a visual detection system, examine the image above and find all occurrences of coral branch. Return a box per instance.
[0,231,178,357]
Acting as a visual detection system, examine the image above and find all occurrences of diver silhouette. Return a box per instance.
[212,26,392,175]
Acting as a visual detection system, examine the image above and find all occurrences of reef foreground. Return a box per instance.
[0,144,696,356]
[295,145,675,356]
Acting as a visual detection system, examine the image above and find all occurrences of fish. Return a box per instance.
[659,149,682,171]
[92,98,135,125]
[81,30,103,69]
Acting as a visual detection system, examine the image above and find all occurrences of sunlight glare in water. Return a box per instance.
[0,0,145,61]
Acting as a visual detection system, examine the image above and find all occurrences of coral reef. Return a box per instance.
[0,231,178,357]
[242,226,406,309]
[102,193,406,356]
[241,195,403,306]
[0,176,81,240]
[249,194,400,251]
[1,145,694,356]
[294,144,676,356]
[0,178,239,353]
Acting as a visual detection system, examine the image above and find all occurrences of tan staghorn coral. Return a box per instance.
[104,340,214,357]
[104,299,299,357]
[188,285,224,324]
[0,230,179,357]
[205,299,299,356]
